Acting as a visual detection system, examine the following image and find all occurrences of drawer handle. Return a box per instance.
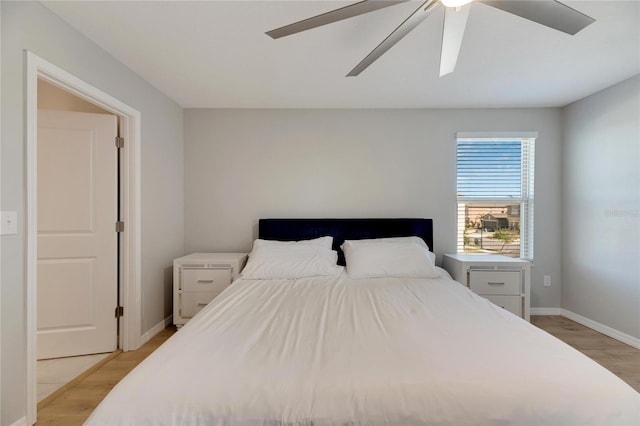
[197,279,215,283]
[487,282,505,286]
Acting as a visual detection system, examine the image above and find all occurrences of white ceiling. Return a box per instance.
[42,1,640,109]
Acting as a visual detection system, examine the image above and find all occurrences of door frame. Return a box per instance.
[25,51,142,425]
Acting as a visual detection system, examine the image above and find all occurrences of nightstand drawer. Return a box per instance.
[180,292,217,318]
[483,295,522,317]
[181,267,231,292]
[443,254,530,321]
[174,253,248,327]
[469,270,521,295]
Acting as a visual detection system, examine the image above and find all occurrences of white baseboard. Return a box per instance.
[9,416,27,426]
[139,315,173,346]
[530,307,562,315]
[560,309,640,350]
[530,307,639,349]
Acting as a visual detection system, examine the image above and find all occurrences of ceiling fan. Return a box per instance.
[266,0,595,77]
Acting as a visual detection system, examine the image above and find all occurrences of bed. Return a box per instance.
[85,218,639,425]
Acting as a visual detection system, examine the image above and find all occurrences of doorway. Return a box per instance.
[26,51,142,426]
[36,81,119,402]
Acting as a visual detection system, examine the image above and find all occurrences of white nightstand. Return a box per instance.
[443,254,531,321]
[173,252,247,327]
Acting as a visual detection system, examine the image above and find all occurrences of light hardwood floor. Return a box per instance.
[35,316,639,425]
[531,315,640,392]
[36,328,175,426]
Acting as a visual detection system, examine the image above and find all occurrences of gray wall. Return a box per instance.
[562,76,640,339]
[1,2,184,424]
[184,108,563,309]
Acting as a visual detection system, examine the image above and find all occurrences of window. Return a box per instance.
[456,133,535,259]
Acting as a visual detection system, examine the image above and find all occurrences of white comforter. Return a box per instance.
[86,270,639,425]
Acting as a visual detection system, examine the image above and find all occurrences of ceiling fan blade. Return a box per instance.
[347,0,441,76]
[439,4,471,77]
[479,0,595,35]
[266,0,410,39]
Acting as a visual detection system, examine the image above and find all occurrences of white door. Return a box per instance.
[37,109,118,359]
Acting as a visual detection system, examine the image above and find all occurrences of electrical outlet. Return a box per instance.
[544,275,551,287]
[1,211,18,235]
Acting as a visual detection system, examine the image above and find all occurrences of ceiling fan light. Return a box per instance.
[441,0,473,8]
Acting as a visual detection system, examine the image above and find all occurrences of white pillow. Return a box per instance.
[241,244,343,279]
[345,236,429,249]
[252,236,333,250]
[342,241,440,279]
[343,237,436,266]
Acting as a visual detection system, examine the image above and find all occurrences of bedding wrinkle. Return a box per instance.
[85,272,640,426]
[364,289,389,338]
[310,276,335,369]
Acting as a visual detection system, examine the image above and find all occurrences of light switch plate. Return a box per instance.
[1,211,18,235]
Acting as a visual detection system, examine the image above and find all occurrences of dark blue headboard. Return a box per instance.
[258,218,433,266]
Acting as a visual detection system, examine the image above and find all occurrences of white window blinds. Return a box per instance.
[456,135,535,259]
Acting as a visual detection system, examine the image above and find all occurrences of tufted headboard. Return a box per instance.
[258,218,433,266]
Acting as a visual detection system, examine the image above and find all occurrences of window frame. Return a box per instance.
[455,132,536,260]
